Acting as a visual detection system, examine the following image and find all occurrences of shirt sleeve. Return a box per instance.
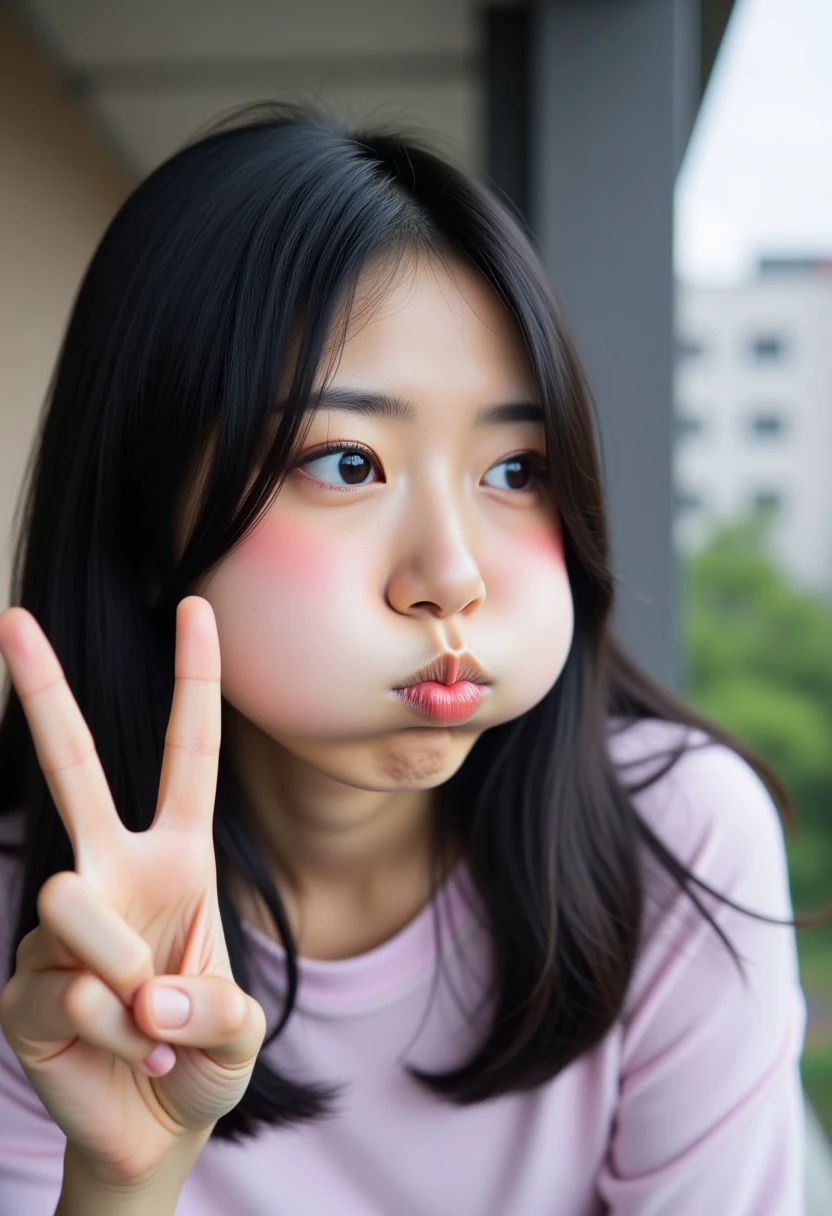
[0,1034,66,1214]
[596,735,808,1215]
[0,836,66,1214]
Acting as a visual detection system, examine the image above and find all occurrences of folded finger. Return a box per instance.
[0,968,163,1070]
[133,974,267,1068]
[14,923,77,974]
[36,870,155,1006]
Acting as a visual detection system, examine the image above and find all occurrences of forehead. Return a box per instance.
[325,252,537,400]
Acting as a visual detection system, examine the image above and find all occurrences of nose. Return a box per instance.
[385,490,487,619]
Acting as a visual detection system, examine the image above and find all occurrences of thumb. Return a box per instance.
[132,974,267,1068]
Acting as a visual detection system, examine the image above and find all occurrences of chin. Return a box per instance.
[371,729,477,788]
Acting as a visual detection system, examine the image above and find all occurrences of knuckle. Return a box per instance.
[218,985,249,1037]
[251,1000,267,1050]
[165,733,221,757]
[61,972,103,1024]
[14,927,40,973]
[43,732,96,776]
[130,939,154,976]
[250,996,267,1040]
[0,974,21,1028]
[117,942,154,996]
[36,871,75,923]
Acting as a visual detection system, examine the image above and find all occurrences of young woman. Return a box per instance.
[0,105,815,1215]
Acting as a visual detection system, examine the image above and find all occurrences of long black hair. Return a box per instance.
[0,104,826,1143]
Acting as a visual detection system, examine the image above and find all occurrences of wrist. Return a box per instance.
[56,1134,210,1216]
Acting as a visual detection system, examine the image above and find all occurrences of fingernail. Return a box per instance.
[138,1043,176,1076]
[149,987,191,1029]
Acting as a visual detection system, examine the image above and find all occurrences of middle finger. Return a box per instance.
[153,597,222,836]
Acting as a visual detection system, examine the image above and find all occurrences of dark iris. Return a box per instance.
[504,456,533,490]
[340,452,372,484]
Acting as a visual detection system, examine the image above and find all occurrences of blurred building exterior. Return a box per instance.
[2,0,832,1203]
[675,258,832,600]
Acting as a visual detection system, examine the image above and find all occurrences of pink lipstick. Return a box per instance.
[393,651,491,725]
[394,680,488,724]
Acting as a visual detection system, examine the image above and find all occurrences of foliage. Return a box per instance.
[681,512,832,1142]
[680,511,832,913]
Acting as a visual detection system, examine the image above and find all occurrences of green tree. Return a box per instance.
[680,512,832,912]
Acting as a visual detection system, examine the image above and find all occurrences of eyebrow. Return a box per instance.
[280,386,544,426]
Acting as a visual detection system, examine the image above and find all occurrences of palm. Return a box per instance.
[36,853,234,1176]
[0,598,263,1183]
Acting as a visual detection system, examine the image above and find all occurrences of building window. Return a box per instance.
[749,413,787,438]
[675,490,704,512]
[752,490,783,512]
[676,414,707,438]
[675,336,706,360]
[748,333,787,360]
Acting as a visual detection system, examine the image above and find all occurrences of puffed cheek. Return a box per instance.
[483,522,567,601]
[200,514,375,729]
[517,520,566,565]
[228,511,339,593]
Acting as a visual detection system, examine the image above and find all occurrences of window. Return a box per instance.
[676,335,706,360]
[751,490,783,512]
[748,333,787,360]
[676,414,707,438]
[675,490,704,512]
[749,413,787,438]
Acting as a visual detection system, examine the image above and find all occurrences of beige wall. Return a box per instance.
[0,4,129,610]
[0,0,482,613]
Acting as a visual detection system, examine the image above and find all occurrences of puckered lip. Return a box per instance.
[395,652,490,689]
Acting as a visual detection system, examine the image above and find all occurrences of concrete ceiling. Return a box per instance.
[9,0,732,184]
[10,0,491,178]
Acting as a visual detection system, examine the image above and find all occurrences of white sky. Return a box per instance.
[674,0,832,284]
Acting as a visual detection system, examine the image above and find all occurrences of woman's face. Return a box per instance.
[198,253,574,792]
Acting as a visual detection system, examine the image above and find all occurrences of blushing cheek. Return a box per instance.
[485,524,573,710]
[204,513,371,733]
[238,512,332,585]
[515,522,565,564]
[488,523,566,601]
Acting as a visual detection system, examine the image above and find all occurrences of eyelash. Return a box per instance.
[294,442,549,494]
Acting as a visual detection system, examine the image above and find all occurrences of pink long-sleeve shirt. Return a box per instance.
[0,718,808,1214]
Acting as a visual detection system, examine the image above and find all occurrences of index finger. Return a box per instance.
[0,608,123,862]
[152,596,222,834]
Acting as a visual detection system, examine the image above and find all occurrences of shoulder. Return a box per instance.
[597,719,807,1199]
[605,717,801,1029]
[606,715,790,912]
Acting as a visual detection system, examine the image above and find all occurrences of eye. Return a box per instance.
[296,444,382,488]
[481,453,547,492]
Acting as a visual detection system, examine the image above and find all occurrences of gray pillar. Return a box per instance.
[531,0,696,692]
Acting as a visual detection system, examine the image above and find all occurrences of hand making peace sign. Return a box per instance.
[0,597,266,1193]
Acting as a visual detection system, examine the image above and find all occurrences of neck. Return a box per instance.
[223,711,459,958]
